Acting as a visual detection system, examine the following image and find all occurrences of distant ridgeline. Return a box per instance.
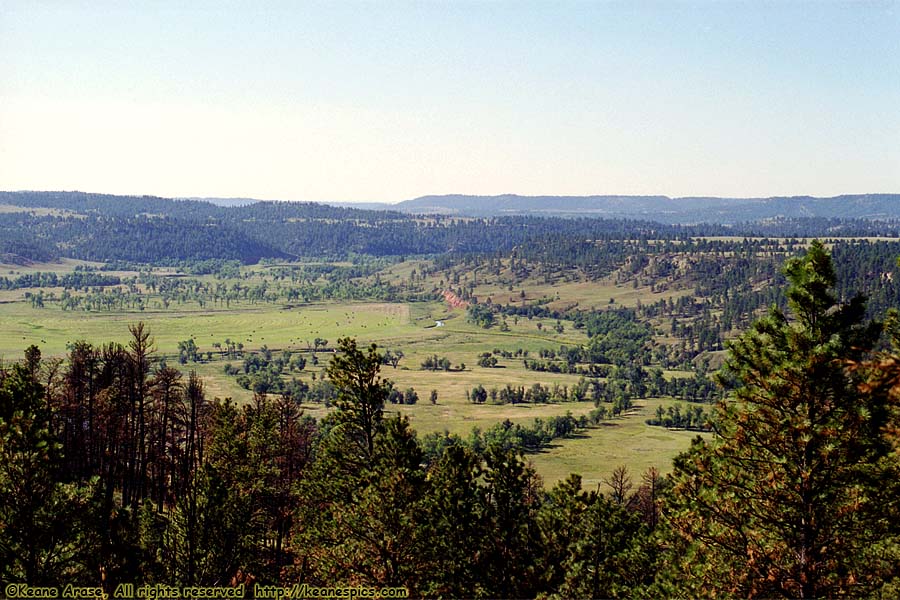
[1,190,900,264]
[386,193,900,222]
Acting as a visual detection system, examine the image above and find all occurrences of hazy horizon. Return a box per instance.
[5,189,900,208]
[2,2,898,202]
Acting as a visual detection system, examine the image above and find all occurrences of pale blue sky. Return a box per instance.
[1,1,898,202]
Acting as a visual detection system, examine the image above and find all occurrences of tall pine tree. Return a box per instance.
[663,240,900,597]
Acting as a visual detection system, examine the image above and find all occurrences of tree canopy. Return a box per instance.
[663,240,900,597]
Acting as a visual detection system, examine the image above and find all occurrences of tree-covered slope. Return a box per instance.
[3,190,900,264]
[396,193,900,221]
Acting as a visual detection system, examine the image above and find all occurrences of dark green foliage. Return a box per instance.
[325,338,390,459]
[177,338,201,364]
[294,415,430,591]
[420,354,452,371]
[0,271,121,290]
[467,303,496,328]
[583,309,653,365]
[418,445,488,597]
[0,361,100,583]
[157,463,252,585]
[381,349,403,369]
[538,474,654,598]
[477,446,543,598]
[293,342,422,587]
[0,330,318,589]
[645,403,711,431]
[0,191,720,263]
[5,231,900,600]
[469,383,488,403]
[477,352,499,368]
[403,387,418,405]
[0,237,56,262]
[663,241,900,597]
[420,412,587,465]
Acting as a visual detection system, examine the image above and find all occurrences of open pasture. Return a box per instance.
[293,392,703,487]
[0,257,104,275]
[529,396,709,488]
[0,258,711,485]
[0,300,413,359]
[469,277,695,312]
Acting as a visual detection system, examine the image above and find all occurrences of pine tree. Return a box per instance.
[419,444,489,598]
[295,339,429,590]
[293,416,428,591]
[325,337,389,460]
[663,240,900,597]
[160,463,251,586]
[479,445,543,598]
[0,361,99,584]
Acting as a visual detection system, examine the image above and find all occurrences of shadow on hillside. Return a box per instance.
[528,432,593,454]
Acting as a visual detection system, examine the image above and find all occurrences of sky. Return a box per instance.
[1,1,898,203]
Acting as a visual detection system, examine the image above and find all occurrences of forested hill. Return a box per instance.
[0,191,704,264]
[2,190,900,264]
[0,191,417,263]
[394,193,900,221]
[0,191,402,220]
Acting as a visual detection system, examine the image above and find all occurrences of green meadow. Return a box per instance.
[0,258,709,485]
[0,300,414,359]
